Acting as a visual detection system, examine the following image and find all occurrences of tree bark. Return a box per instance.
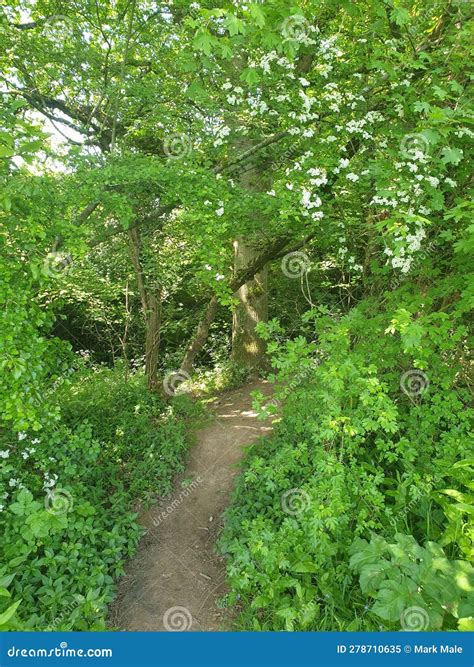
[128,227,161,391]
[179,295,218,376]
[177,231,318,376]
[230,137,271,369]
[231,238,268,368]
[144,290,161,391]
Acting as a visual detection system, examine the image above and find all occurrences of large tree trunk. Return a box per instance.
[177,233,302,377]
[230,138,271,369]
[231,238,268,368]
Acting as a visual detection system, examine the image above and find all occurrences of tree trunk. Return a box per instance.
[231,238,268,368]
[144,290,161,391]
[230,136,271,369]
[179,295,218,376]
[128,227,161,391]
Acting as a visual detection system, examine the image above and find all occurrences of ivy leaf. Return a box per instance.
[372,578,420,622]
[9,490,41,517]
[390,7,411,26]
[219,42,233,59]
[359,562,393,594]
[414,101,430,114]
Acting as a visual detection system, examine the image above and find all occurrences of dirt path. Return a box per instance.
[109,379,273,631]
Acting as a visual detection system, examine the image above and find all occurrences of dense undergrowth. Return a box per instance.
[0,366,195,630]
[220,275,474,631]
[1,0,473,637]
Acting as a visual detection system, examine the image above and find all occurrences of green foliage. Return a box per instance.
[350,534,474,631]
[0,367,192,630]
[220,272,472,630]
[0,0,473,636]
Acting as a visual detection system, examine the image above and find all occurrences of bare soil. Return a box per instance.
[109,379,273,631]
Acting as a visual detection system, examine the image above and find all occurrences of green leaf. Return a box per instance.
[224,14,246,37]
[241,67,260,86]
[192,29,213,56]
[249,5,265,28]
[291,561,318,573]
[0,600,21,626]
[0,574,15,589]
[441,147,463,165]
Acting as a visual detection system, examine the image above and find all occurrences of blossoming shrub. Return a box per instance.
[0,367,193,629]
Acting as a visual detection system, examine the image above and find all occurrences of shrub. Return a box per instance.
[0,367,193,629]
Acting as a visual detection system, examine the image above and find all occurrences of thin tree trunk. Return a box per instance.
[180,295,218,376]
[128,227,161,391]
[144,291,161,391]
[119,280,131,382]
